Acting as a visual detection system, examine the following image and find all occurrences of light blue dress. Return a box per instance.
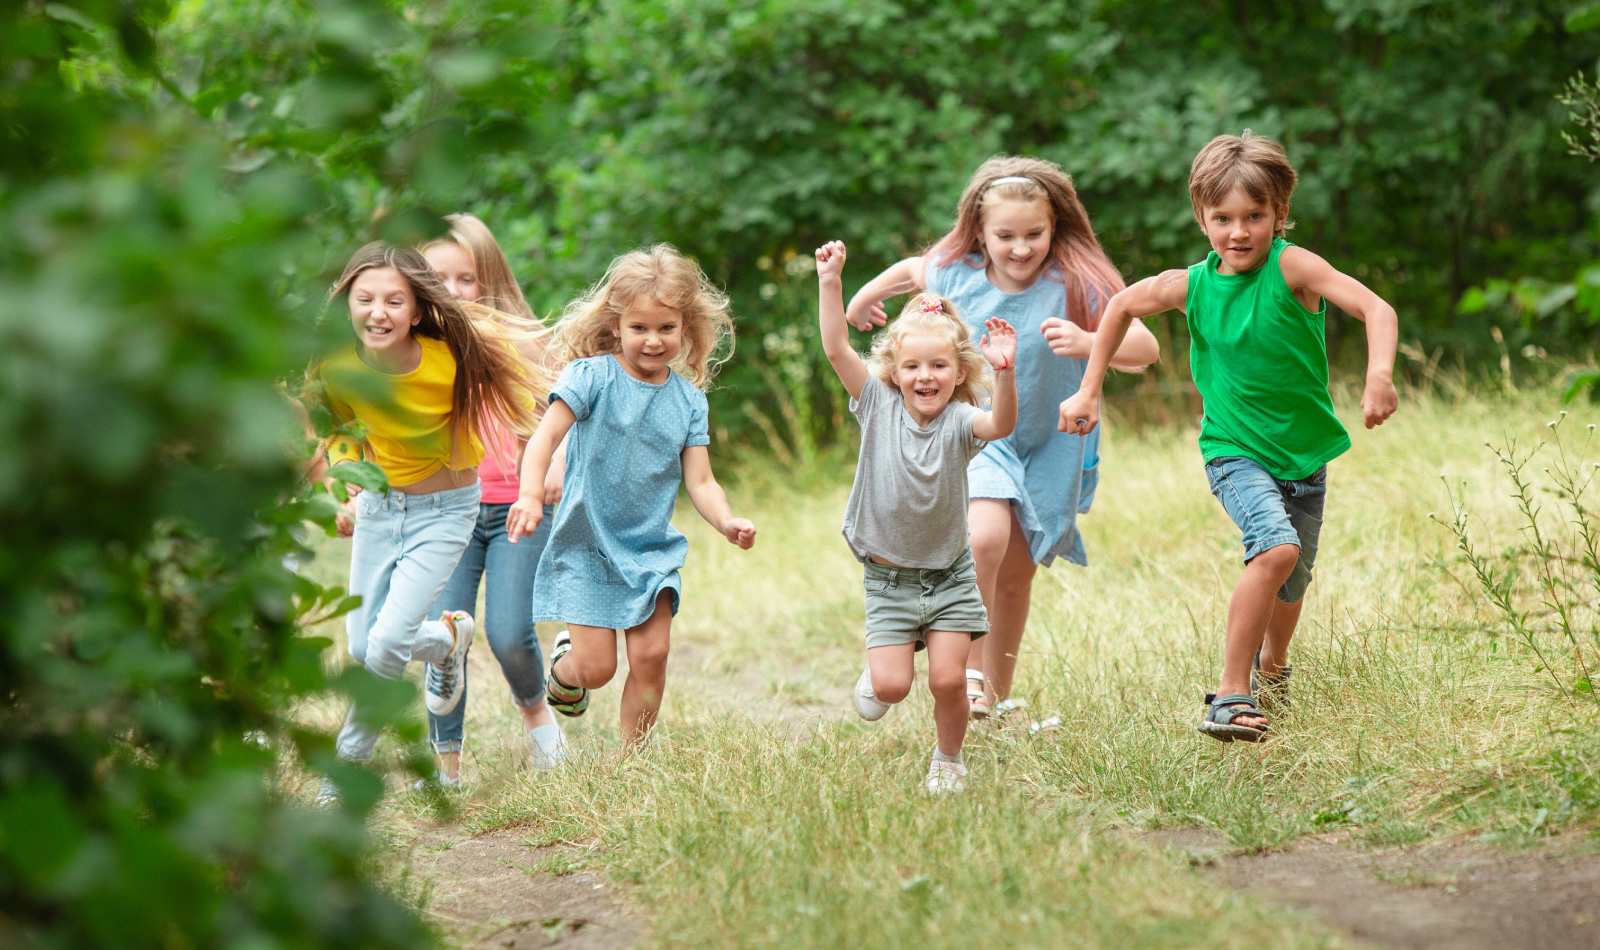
[926,255,1102,566]
[531,355,710,629]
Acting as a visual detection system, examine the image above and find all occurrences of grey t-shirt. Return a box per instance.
[841,378,988,569]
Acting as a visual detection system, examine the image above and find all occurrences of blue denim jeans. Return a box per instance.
[336,482,480,762]
[1204,456,1327,604]
[425,501,553,753]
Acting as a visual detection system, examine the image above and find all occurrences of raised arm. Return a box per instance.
[971,318,1018,442]
[816,241,871,399]
[1057,269,1189,434]
[507,400,576,542]
[844,255,927,330]
[682,446,756,549]
[1279,246,1399,429]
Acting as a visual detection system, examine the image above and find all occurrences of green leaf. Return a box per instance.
[329,460,388,494]
[1566,3,1600,32]
[1575,676,1594,692]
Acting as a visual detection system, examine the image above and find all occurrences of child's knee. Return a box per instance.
[564,649,617,688]
[626,637,670,676]
[1252,543,1301,577]
[872,670,913,705]
[927,665,966,704]
[968,522,1008,567]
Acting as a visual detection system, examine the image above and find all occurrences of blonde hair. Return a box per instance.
[927,155,1125,330]
[1189,130,1298,236]
[867,293,991,408]
[421,213,555,357]
[552,244,734,390]
[319,243,541,464]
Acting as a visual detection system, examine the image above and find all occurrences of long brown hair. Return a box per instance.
[552,244,734,390]
[926,156,1125,329]
[323,242,539,465]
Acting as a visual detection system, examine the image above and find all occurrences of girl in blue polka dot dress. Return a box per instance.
[507,245,756,749]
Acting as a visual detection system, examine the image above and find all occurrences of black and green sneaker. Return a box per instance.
[546,629,588,718]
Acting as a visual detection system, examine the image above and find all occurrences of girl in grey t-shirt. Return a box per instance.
[814,240,1017,795]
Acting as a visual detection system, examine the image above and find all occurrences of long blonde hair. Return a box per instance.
[421,213,556,364]
[320,242,540,462]
[552,244,734,390]
[926,156,1125,330]
[867,293,991,408]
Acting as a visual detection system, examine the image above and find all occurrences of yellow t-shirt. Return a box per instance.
[319,336,485,487]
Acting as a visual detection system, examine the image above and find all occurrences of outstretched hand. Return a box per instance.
[1058,390,1099,435]
[980,318,1017,371]
[722,517,757,550]
[815,241,846,283]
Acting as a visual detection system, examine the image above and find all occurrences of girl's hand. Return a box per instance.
[980,318,1018,371]
[505,496,544,543]
[815,241,846,284]
[1057,391,1099,435]
[846,299,887,331]
[1040,317,1093,359]
[722,517,757,550]
[335,498,356,538]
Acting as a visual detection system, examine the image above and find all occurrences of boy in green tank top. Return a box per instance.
[1058,131,1398,741]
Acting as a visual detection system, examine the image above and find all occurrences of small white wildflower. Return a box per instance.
[1547,421,1557,428]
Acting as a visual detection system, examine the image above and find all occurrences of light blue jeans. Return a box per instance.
[336,481,480,762]
[426,501,553,753]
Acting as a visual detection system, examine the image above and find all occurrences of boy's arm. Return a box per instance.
[507,401,576,542]
[845,256,926,330]
[816,241,871,399]
[682,446,756,549]
[1057,269,1189,434]
[1279,247,1399,429]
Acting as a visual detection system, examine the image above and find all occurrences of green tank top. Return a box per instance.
[1185,237,1350,480]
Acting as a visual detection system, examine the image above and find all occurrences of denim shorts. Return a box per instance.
[862,547,990,650]
[1204,456,1327,604]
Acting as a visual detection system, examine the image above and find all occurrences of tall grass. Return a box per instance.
[301,388,1600,948]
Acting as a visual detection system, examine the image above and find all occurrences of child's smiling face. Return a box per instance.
[1199,185,1287,274]
[894,333,966,427]
[348,265,420,356]
[979,198,1053,292]
[424,241,479,302]
[614,295,682,383]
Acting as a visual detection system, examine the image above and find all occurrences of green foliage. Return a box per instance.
[1,3,432,947]
[159,0,1600,452]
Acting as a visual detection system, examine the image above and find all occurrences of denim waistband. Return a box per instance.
[369,480,482,512]
[863,547,974,584]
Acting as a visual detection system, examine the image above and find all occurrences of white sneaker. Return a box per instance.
[412,772,463,792]
[527,724,568,770]
[853,667,890,722]
[425,611,472,716]
[313,777,340,808]
[924,759,967,795]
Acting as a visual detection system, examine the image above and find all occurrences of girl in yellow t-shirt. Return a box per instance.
[306,242,540,803]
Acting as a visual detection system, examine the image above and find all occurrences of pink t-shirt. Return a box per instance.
[477,416,522,504]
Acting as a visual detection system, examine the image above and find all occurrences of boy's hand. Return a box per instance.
[1058,390,1099,435]
[722,517,757,550]
[1039,317,1093,358]
[505,495,544,543]
[1361,374,1398,429]
[815,241,846,284]
[980,318,1017,370]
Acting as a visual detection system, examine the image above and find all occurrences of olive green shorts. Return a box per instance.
[862,547,990,650]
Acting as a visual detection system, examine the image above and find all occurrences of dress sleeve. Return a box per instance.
[549,358,598,422]
[923,257,944,298]
[685,387,710,449]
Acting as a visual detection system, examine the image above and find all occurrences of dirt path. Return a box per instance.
[1149,828,1600,949]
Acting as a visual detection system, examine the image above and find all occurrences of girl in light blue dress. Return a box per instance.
[847,156,1161,719]
[507,245,756,749]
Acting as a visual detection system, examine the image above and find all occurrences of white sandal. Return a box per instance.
[966,668,990,720]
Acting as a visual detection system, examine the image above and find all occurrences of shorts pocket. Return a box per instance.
[863,576,893,594]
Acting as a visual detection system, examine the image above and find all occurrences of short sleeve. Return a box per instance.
[923,257,946,298]
[684,387,710,449]
[550,357,600,422]
[950,401,987,460]
[847,374,886,422]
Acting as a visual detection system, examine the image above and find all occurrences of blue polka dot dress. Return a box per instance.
[531,355,710,629]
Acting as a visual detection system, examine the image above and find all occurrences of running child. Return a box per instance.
[846,157,1159,720]
[1058,131,1399,741]
[817,240,1017,795]
[308,242,540,801]
[418,214,566,783]
[506,244,755,749]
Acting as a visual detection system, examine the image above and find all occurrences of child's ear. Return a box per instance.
[1276,202,1290,232]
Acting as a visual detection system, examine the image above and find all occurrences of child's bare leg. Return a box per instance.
[553,624,619,689]
[1258,596,1304,680]
[866,643,915,705]
[984,524,1037,704]
[1219,544,1299,727]
[618,592,674,748]
[925,631,973,756]
[965,499,1012,693]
